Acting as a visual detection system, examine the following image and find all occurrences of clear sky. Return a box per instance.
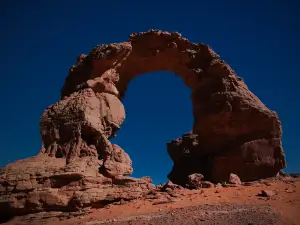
[1,0,299,184]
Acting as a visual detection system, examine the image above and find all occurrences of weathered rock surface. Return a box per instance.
[0,29,286,220]
[40,89,125,163]
[168,132,285,184]
[0,154,153,221]
[101,144,133,177]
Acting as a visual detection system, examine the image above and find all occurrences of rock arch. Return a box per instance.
[0,30,288,219]
[41,30,286,183]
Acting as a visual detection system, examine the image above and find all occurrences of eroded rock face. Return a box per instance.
[101,144,133,177]
[40,88,125,163]
[0,30,286,219]
[0,154,151,220]
[167,132,285,184]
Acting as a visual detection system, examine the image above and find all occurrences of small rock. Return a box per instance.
[243,181,261,187]
[262,181,273,186]
[259,190,276,197]
[161,181,182,192]
[279,170,287,177]
[229,173,242,186]
[169,192,180,198]
[215,189,221,193]
[215,183,222,188]
[285,188,295,193]
[200,181,214,188]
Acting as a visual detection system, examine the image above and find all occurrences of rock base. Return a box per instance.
[0,154,154,221]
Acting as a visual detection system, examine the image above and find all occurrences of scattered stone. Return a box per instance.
[222,183,239,188]
[161,181,183,192]
[278,170,287,177]
[290,173,300,178]
[215,183,222,188]
[243,181,261,187]
[259,190,276,197]
[215,189,221,193]
[285,188,295,193]
[152,200,174,205]
[200,181,214,188]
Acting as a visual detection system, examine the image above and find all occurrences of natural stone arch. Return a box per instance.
[0,30,289,219]
[41,30,286,184]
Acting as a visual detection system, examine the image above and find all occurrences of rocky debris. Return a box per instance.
[258,190,276,197]
[290,173,300,179]
[278,170,287,177]
[160,181,183,192]
[158,181,184,198]
[285,188,295,193]
[229,173,242,186]
[152,199,176,205]
[215,183,222,188]
[83,204,290,225]
[0,29,287,220]
[200,181,214,188]
[215,186,222,193]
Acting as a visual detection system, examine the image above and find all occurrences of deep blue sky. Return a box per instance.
[1,0,299,184]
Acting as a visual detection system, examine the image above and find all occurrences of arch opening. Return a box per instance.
[111,71,193,184]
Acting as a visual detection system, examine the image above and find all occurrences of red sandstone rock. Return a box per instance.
[102,144,133,177]
[59,29,285,184]
[0,30,286,220]
[0,154,152,220]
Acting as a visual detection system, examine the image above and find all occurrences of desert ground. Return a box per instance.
[4,175,300,225]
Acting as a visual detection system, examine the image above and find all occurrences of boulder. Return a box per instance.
[259,190,276,197]
[229,173,242,186]
[188,173,204,188]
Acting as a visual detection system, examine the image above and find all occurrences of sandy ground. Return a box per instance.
[4,178,300,225]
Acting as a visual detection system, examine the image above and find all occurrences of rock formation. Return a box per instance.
[0,30,286,220]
